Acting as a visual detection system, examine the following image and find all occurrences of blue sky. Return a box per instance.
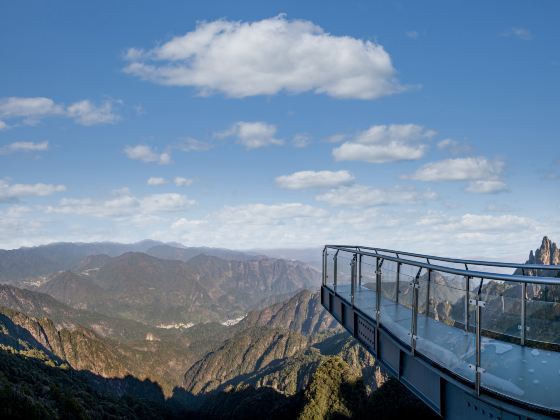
[0,0,559,259]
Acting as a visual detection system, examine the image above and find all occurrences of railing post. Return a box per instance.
[333,250,339,292]
[521,281,527,345]
[469,278,485,396]
[351,253,357,305]
[395,262,401,304]
[475,292,482,395]
[465,276,471,332]
[375,257,383,355]
[358,253,362,289]
[410,267,421,355]
[425,269,431,316]
[322,247,327,286]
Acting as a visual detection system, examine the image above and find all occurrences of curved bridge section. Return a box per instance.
[321,245,560,419]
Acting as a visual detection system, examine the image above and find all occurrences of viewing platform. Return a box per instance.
[321,245,560,419]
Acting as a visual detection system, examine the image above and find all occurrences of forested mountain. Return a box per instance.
[0,241,437,419]
[30,251,319,326]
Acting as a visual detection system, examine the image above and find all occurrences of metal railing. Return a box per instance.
[323,244,560,400]
[327,244,560,273]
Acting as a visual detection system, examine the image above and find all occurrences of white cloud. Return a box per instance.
[168,202,331,249]
[406,157,504,181]
[316,185,436,207]
[0,97,64,121]
[147,177,167,186]
[465,180,508,194]
[292,134,311,148]
[0,96,121,126]
[47,191,195,219]
[178,137,213,152]
[124,145,171,165]
[458,214,536,234]
[502,27,533,40]
[417,212,535,232]
[0,141,49,154]
[332,124,436,163]
[437,138,458,150]
[66,100,120,126]
[0,120,7,130]
[210,202,326,225]
[275,170,354,189]
[217,121,283,149]
[405,31,419,39]
[0,179,66,201]
[174,177,193,187]
[123,15,403,99]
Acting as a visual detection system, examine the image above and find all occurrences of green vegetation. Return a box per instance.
[0,349,186,419]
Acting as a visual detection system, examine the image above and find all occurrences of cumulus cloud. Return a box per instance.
[332,124,436,163]
[213,202,326,225]
[0,97,64,121]
[171,203,328,244]
[178,137,213,152]
[174,177,193,187]
[168,202,331,249]
[0,141,49,155]
[147,177,167,186]
[292,134,311,148]
[406,157,504,182]
[66,100,120,126]
[459,214,534,232]
[0,96,120,126]
[0,179,66,201]
[465,180,508,194]
[123,15,403,99]
[217,121,283,149]
[437,138,471,154]
[275,170,354,189]
[316,185,436,207]
[47,191,195,218]
[124,145,171,164]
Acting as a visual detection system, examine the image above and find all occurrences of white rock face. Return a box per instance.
[145,333,160,341]
[156,322,195,330]
[221,315,246,326]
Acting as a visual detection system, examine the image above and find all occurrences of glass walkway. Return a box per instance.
[322,245,560,418]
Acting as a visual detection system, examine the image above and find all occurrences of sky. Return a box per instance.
[0,0,559,260]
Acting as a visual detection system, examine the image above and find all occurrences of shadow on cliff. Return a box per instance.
[0,347,299,419]
[0,347,437,420]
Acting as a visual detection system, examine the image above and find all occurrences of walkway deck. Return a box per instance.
[330,283,560,412]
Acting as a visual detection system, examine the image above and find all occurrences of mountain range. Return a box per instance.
[9,245,320,326]
[0,240,442,418]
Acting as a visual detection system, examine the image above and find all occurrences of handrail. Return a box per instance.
[325,245,560,286]
[325,244,560,272]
